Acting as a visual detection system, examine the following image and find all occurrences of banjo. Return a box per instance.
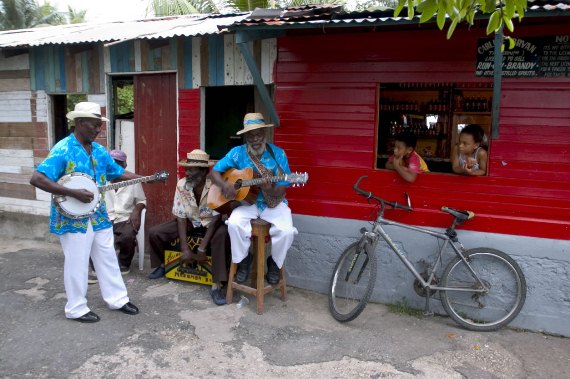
[53,170,169,219]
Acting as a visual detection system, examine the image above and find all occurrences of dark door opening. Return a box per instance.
[51,94,87,144]
[205,86,255,160]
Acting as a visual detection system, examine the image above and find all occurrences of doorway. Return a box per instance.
[134,73,178,227]
[51,94,87,145]
[205,86,255,160]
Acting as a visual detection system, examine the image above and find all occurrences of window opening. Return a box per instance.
[377,82,492,174]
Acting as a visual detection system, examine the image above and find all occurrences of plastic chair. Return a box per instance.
[136,208,146,271]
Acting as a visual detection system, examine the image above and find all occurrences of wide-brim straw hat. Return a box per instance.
[236,113,273,135]
[66,102,109,121]
[178,149,215,167]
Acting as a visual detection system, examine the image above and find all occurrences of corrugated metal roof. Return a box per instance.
[231,1,570,29]
[0,2,567,48]
[0,13,249,48]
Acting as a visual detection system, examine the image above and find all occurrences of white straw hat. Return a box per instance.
[178,149,215,167]
[236,113,273,135]
[66,102,109,121]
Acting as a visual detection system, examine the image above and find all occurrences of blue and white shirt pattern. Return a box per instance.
[213,143,291,212]
[35,133,124,235]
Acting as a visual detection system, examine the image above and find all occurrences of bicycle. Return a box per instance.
[328,176,527,332]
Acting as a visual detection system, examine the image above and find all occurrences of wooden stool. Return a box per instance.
[226,218,287,314]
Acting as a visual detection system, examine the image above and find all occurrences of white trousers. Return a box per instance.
[226,202,297,268]
[59,223,129,318]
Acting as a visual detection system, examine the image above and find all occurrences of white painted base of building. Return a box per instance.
[289,214,570,337]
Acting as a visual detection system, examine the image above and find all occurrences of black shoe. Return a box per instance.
[236,255,251,284]
[210,288,226,306]
[118,302,139,315]
[72,311,100,323]
[266,256,280,285]
[148,266,165,279]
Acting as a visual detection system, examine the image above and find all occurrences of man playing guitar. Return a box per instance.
[210,113,298,286]
[29,102,149,323]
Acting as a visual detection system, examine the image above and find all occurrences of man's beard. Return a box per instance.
[248,141,266,156]
[184,175,202,190]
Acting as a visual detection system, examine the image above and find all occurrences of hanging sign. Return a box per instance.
[476,35,570,78]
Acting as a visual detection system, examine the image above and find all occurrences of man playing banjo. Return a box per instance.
[29,102,146,323]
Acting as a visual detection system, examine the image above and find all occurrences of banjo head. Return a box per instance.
[55,173,101,219]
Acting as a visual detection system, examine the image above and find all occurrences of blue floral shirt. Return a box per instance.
[35,133,125,235]
[213,143,291,211]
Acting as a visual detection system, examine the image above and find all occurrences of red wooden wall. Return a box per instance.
[178,89,201,177]
[275,21,570,240]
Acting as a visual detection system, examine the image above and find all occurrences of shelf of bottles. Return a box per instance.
[387,120,443,139]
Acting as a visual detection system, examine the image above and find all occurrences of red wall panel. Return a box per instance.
[274,21,570,240]
[178,89,201,177]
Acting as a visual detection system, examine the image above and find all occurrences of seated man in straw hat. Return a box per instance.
[29,102,144,323]
[147,149,231,305]
[210,113,298,286]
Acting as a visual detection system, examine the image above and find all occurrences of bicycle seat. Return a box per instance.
[441,206,475,221]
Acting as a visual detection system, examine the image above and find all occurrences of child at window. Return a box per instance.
[451,124,488,176]
[385,131,430,183]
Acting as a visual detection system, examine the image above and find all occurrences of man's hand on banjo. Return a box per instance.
[71,188,95,203]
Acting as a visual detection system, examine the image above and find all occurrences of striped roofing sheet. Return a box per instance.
[0,13,249,48]
[232,2,570,29]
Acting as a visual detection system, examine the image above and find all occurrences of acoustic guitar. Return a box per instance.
[207,167,308,214]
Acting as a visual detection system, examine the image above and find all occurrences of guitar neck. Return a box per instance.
[241,175,285,188]
[99,175,155,192]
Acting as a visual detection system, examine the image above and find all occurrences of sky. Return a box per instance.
[53,0,148,23]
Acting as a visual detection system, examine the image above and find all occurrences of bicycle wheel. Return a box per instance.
[328,240,377,322]
[440,248,526,332]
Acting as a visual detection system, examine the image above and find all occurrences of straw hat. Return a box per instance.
[66,102,109,121]
[236,113,273,135]
[178,149,214,167]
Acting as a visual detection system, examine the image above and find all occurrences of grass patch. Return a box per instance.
[387,298,424,317]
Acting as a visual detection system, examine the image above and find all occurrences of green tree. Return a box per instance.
[225,0,270,11]
[146,0,220,16]
[394,0,528,39]
[0,0,64,30]
[67,5,86,24]
[225,0,346,11]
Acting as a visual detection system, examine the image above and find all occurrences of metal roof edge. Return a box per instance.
[226,7,570,32]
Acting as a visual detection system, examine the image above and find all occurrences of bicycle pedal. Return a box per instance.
[423,310,434,317]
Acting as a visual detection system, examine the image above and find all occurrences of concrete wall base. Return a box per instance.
[1,211,57,243]
[289,214,570,337]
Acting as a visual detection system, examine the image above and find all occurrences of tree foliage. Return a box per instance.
[0,0,88,30]
[394,0,528,39]
[146,0,347,15]
[67,5,86,24]
[0,0,64,30]
[146,0,220,16]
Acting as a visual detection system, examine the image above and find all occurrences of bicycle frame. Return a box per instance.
[365,214,488,295]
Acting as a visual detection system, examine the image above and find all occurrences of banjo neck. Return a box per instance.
[99,174,157,192]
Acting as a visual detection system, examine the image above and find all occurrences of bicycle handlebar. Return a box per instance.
[353,176,412,212]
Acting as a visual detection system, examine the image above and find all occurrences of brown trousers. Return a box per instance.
[113,220,137,269]
[148,219,231,283]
